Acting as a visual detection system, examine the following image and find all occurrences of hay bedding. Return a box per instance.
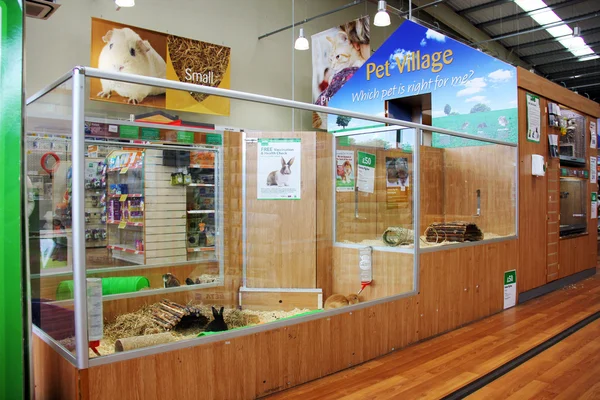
[167,36,230,103]
[87,302,309,357]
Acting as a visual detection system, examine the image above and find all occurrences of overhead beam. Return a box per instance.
[570,82,600,90]
[474,11,600,45]
[457,0,512,16]
[533,53,599,67]
[523,40,600,60]
[508,26,600,50]
[410,0,529,68]
[548,68,600,81]
[476,0,588,29]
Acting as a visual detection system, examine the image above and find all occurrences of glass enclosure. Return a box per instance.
[560,177,587,237]
[26,68,517,367]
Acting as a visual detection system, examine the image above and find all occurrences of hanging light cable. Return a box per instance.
[294,27,309,50]
[374,0,391,27]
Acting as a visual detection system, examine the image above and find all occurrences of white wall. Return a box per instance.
[25,0,399,131]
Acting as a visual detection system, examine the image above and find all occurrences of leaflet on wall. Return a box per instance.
[386,157,410,208]
[503,270,517,309]
[591,157,597,184]
[257,139,301,200]
[90,18,231,116]
[526,93,541,143]
[336,150,355,192]
[326,19,518,148]
[591,121,598,149]
[357,151,375,193]
[311,16,371,130]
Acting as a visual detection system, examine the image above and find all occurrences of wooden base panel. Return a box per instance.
[240,290,322,311]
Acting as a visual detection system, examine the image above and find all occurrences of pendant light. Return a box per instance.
[295,27,309,51]
[115,0,135,7]
[374,0,391,27]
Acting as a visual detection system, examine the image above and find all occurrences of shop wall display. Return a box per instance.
[90,18,231,115]
[327,19,518,148]
[311,16,371,130]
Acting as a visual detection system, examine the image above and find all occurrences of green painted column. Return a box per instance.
[0,1,25,399]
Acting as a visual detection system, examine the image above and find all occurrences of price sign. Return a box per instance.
[120,167,129,175]
[119,194,128,202]
[118,221,127,229]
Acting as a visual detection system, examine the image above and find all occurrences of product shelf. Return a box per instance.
[107,220,144,227]
[187,210,215,214]
[107,244,145,255]
[186,247,216,253]
[108,193,144,198]
[187,183,215,187]
[189,164,215,169]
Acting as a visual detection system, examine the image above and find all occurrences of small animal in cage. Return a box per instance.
[324,293,360,309]
[267,157,295,187]
[162,273,181,288]
[204,306,228,332]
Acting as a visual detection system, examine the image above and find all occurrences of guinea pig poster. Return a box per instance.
[91,18,231,116]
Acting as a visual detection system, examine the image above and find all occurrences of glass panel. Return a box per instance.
[26,78,77,356]
[334,127,416,249]
[420,133,517,247]
[560,177,587,237]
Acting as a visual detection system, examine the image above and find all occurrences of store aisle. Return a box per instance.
[266,274,600,400]
[469,318,600,399]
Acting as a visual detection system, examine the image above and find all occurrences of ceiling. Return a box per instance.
[441,0,600,103]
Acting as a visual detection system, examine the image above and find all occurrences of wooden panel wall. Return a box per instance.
[517,88,548,293]
[33,335,82,400]
[244,132,317,289]
[419,239,518,339]
[331,247,413,301]
[335,145,414,244]
[70,240,515,400]
[420,146,445,234]
[443,145,516,236]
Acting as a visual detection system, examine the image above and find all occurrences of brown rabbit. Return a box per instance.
[324,293,360,309]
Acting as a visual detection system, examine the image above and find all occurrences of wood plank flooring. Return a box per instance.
[266,274,600,400]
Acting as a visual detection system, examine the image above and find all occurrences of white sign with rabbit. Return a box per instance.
[257,138,302,200]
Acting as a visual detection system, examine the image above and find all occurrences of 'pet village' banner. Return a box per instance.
[90,18,231,116]
[327,19,518,147]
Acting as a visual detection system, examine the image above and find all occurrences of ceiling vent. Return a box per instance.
[26,0,60,20]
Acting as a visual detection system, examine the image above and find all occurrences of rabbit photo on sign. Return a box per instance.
[97,27,166,104]
[266,157,295,187]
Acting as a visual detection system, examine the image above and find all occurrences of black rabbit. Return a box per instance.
[205,306,228,332]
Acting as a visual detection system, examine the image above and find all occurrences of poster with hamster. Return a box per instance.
[311,16,371,130]
[91,18,231,116]
[336,150,355,192]
[257,138,302,200]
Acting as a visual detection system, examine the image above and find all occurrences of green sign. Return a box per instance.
[338,136,351,147]
[358,151,376,167]
[177,131,194,143]
[119,125,139,139]
[141,127,160,140]
[206,133,222,145]
[0,1,25,398]
[504,270,516,285]
[592,192,597,202]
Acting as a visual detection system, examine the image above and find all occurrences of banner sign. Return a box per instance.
[91,18,231,116]
[327,20,518,148]
[311,16,371,130]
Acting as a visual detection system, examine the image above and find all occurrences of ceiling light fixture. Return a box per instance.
[374,0,391,27]
[294,28,309,51]
[115,0,135,7]
[514,0,596,63]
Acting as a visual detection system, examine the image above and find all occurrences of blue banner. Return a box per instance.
[327,20,518,147]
